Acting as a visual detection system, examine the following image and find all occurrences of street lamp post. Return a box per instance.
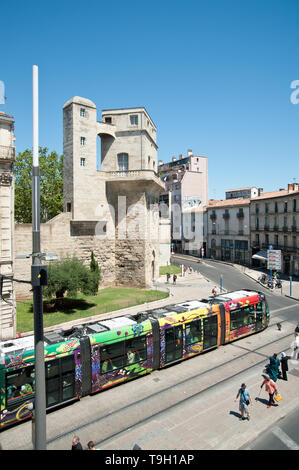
[32,65,47,450]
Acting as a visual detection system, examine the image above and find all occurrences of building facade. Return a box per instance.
[206,198,250,264]
[0,112,16,339]
[250,183,299,275]
[158,149,208,253]
[14,97,169,301]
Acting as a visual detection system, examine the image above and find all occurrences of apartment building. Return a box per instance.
[158,149,208,253]
[206,198,250,264]
[250,183,299,275]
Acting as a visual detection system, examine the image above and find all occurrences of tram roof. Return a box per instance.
[213,290,259,302]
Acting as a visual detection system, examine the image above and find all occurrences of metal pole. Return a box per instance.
[290,276,292,297]
[32,65,47,450]
[220,274,223,293]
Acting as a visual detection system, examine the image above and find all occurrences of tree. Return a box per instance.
[89,251,101,293]
[14,147,63,223]
[43,256,100,303]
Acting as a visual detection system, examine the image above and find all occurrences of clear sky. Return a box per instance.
[1,0,299,200]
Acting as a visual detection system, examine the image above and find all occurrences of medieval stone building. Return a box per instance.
[13,97,169,306]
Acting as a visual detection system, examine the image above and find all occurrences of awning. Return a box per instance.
[252,250,267,261]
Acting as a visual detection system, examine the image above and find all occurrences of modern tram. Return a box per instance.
[0,289,269,429]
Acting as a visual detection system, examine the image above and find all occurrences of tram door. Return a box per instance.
[165,325,183,364]
[256,302,264,330]
[203,315,218,350]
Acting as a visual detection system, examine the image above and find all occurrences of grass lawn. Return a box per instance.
[17,287,169,333]
[159,265,181,276]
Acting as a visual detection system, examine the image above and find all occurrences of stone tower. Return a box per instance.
[63,97,165,286]
[0,112,16,339]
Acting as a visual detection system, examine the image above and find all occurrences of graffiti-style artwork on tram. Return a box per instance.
[0,289,269,430]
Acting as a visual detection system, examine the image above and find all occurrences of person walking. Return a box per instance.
[265,354,279,382]
[87,441,96,450]
[173,274,177,285]
[71,435,83,450]
[280,352,291,381]
[166,272,170,283]
[212,286,217,296]
[235,383,252,421]
[292,333,299,360]
[260,374,278,408]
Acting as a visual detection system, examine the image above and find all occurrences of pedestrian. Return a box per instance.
[71,435,83,450]
[234,383,252,421]
[173,274,177,285]
[280,352,291,381]
[87,441,96,450]
[291,333,299,360]
[260,374,278,408]
[166,272,170,283]
[211,286,217,296]
[273,353,282,379]
[265,354,279,382]
[295,323,299,334]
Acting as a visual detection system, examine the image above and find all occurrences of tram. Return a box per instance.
[0,289,269,429]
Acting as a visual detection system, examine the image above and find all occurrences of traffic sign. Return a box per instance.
[267,249,281,271]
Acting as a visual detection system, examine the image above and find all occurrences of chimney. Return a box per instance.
[288,183,295,192]
[179,154,183,159]
[187,149,192,156]
[258,188,263,195]
[172,157,177,162]
[158,160,163,166]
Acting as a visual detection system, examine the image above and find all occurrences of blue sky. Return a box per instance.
[1,0,299,200]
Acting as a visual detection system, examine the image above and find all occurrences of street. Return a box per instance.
[1,257,298,450]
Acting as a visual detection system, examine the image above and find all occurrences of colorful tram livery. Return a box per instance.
[0,289,269,429]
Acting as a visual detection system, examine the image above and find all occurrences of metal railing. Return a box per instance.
[0,145,15,160]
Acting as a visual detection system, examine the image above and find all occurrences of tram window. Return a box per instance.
[125,336,147,366]
[185,320,201,345]
[230,306,256,330]
[256,302,264,312]
[6,366,35,406]
[242,306,255,325]
[230,309,244,330]
[46,360,60,378]
[101,341,124,372]
[62,372,75,401]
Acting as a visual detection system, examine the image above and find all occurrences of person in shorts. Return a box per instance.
[235,383,251,421]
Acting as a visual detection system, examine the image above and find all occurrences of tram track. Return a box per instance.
[45,324,296,449]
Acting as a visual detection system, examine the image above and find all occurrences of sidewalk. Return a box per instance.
[237,264,299,301]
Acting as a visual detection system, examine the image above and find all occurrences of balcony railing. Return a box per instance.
[104,169,164,188]
[0,145,15,160]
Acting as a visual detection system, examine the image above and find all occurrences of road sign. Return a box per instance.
[267,249,282,271]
